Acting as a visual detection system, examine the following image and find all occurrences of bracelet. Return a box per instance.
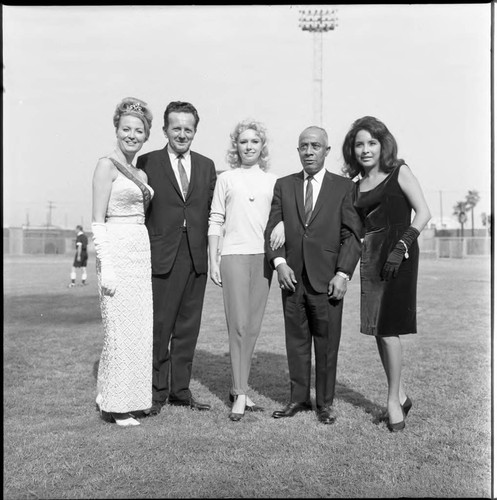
[399,239,409,259]
[336,271,350,281]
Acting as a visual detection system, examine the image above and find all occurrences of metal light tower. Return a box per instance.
[299,7,338,126]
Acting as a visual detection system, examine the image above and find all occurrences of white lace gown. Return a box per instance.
[96,169,154,413]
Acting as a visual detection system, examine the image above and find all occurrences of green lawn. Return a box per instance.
[3,254,492,498]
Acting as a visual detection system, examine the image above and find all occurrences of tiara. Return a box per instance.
[125,102,144,114]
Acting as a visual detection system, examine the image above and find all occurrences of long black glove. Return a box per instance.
[380,226,420,281]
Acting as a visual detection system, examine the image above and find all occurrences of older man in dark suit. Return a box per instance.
[137,101,217,414]
[265,126,362,424]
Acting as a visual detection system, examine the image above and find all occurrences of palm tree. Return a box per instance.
[481,212,491,237]
[453,201,468,237]
[465,190,481,237]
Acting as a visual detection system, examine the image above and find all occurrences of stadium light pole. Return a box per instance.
[298,7,338,126]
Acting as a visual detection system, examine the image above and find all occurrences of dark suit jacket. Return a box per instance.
[137,147,217,275]
[265,169,362,294]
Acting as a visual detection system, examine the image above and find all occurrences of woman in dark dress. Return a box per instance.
[342,116,431,432]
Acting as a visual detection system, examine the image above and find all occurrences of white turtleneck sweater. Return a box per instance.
[208,165,277,256]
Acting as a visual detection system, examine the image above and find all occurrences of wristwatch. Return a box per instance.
[336,271,350,281]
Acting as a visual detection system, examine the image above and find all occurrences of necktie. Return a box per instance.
[177,154,189,198]
[304,175,314,225]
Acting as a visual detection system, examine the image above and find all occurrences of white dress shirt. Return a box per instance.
[273,167,326,270]
[303,166,326,211]
[167,145,191,200]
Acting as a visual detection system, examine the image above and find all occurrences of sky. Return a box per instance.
[3,4,492,230]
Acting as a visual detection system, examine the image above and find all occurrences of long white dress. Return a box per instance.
[96,166,154,413]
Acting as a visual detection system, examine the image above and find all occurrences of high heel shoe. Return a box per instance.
[245,395,264,412]
[111,413,141,427]
[387,417,405,432]
[229,393,264,412]
[380,396,412,422]
[229,395,246,422]
[245,403,264,412]
[386,401,406,432]
[402,396,412,417]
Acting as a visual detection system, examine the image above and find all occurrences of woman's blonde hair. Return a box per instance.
[226,119,270,171]
[113,97,153,141]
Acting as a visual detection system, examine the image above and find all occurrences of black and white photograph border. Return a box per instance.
[3,3,493,499]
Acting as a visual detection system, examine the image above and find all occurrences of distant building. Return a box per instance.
[4,226,93,255]
[428,216,459,230]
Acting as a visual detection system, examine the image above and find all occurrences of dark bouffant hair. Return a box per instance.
[342,116,404,179]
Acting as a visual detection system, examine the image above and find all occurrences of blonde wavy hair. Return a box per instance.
[226,119,270,171]
[113,97,153,141]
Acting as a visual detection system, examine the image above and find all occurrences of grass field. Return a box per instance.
[3,253,492,499]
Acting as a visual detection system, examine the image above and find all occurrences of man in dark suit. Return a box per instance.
[137,101,217,414]
[265,126,362,425]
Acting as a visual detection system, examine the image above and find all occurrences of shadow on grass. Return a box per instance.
[193,349,289,405]
[93,360,99,380]
[193,348,385,422]
[91,348,385,424]
[335,385,386,423]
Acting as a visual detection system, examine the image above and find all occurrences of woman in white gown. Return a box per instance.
[92,97,154,427]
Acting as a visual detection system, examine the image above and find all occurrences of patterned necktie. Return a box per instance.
[177,154,189,198]
[304,175,314,225]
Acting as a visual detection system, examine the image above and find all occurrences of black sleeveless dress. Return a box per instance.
[354,165,418,336]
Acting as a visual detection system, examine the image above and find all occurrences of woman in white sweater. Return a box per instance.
[208,119,283,421]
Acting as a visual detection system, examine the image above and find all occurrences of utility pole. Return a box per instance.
[299,7,338,126]
[47,200,56,228]
[439,190,444,228]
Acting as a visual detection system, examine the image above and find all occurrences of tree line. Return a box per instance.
[452,190,490,236]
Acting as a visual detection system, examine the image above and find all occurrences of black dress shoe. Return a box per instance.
[169,398,211,411]
[272,401,312,419]
[150,401,164,415]
[142,401,163,417]
[316,407,336,425]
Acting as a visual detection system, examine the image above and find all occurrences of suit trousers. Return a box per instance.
[220,254,272,395]
[282,270,343,409]
[151,230,207,403]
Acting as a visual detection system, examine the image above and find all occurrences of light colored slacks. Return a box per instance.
[220,254,272,395]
